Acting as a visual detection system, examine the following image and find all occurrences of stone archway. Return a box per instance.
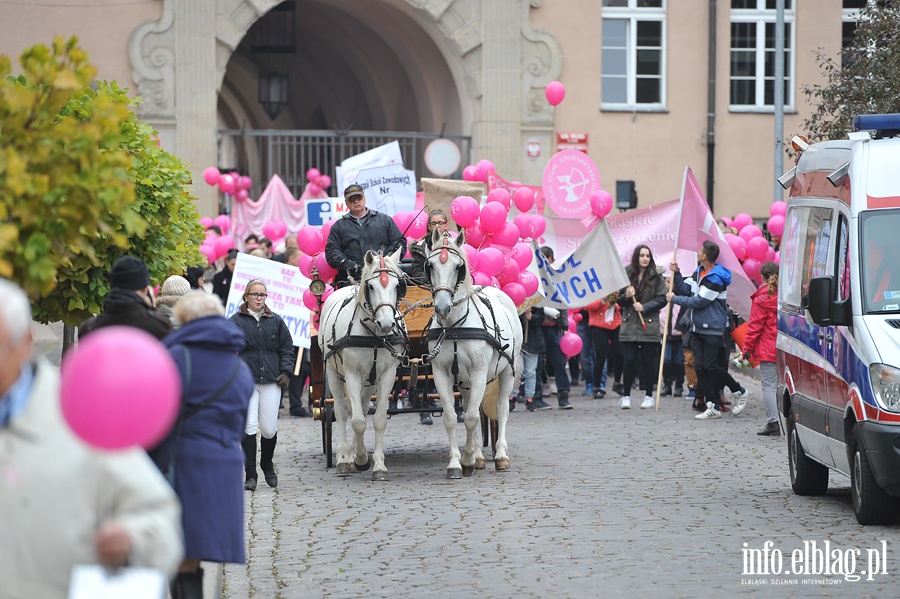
[129,0,561,215]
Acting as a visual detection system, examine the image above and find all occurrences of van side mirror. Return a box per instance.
[806,276,850,327]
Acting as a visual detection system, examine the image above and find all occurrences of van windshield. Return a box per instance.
[861,209,900,314]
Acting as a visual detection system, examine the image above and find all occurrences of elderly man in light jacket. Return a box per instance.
[0,277,183,599]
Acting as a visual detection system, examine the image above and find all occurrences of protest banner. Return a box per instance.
[225,253,312,348]
[335,141,404,193]
[421,178,485,220]
[344,163,416,215]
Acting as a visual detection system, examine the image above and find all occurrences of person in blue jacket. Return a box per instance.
[667,240,747,419]
[149,291,254,598]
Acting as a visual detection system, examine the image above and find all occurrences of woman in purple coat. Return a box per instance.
[149,291,254,598]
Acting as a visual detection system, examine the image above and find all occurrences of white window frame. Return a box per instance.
[729,1,796,113]
[601,1,667,112]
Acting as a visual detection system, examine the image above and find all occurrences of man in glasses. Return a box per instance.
[325,184,406,285]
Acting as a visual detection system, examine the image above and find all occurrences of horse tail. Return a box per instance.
[481,378,501,421]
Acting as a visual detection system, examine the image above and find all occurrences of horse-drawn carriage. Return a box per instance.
[308,234,522,479]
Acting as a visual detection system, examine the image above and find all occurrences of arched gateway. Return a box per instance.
[130,0,561,215]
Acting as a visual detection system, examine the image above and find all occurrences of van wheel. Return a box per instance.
[787,409,828,496]
[850,426,899,525]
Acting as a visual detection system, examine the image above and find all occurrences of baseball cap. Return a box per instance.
[344,184,365,200]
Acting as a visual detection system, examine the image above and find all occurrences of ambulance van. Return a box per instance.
[777,114,900,525]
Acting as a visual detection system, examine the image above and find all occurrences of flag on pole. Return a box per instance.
[675,167,756,319]
[535,219,630,309]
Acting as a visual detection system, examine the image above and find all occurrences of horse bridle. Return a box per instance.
[425,234,467,297]
[362,255,407,318]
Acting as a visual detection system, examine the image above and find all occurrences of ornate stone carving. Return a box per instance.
[519,0,562,126]
[129,2,175,118]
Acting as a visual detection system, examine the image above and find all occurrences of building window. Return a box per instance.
[729,0,794,112]
[601,0,666,111]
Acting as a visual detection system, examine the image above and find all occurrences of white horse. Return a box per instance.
[318,248,408,480]
[424,230,523,479]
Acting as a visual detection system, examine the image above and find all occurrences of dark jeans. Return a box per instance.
[620,340,660,396]
[288,354,311,412]
[541,326,570,393]
[591,326,621,389]
[690,332,740,404]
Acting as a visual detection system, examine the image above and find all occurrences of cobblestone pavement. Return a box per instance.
[222,371,900,599]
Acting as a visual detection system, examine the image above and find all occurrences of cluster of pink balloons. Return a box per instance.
[262,220,288,242]
[61,327,181,450]
[198,215,235,265]
[461,158,497,183]
[722,201,786,281]
[295,224,338,327]
[203,167,254,202]
[304,168,332,196]
[447,190,545,307]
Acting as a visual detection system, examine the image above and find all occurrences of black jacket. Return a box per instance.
[229,303,296,385]
[324,210,406,281]
[521,307,547,354]
[79,288,172,341]
[211,267,233,306]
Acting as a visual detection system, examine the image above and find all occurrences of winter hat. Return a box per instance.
[109,255,150,290]
[160,275,191,297]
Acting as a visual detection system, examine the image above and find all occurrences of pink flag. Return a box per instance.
[675,167,756,320]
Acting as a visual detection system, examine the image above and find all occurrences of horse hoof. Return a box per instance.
[372,470,388,481]
[355,456,372,472]
[336,463,353,476]
[494,457,510,471]
[461,464,475,477]
[447,468,462,480]
[474,457,486,470]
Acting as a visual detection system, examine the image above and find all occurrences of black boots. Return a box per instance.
[418,391,434,425]
[260,434,278,487]
[757,421,781,436]
[170,568,203,599]
[557,390,573,410]
[242,434,257,491]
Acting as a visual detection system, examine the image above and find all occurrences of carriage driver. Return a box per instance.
[325,184,407,286]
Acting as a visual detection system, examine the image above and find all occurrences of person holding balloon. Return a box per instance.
[149,291,255,598]
[616,245,667,409]
[229,279,296,491]
[0,278,183,598]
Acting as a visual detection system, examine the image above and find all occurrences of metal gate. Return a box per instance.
[217,129,471,199]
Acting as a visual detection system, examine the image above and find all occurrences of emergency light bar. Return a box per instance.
[852,114,900,133]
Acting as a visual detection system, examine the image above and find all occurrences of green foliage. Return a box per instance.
[801,2,900,142]
[0,37,205,325]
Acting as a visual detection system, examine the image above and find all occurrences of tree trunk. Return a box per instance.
[62,324,77,359]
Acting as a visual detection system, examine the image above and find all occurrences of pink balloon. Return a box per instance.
[262,221,281,241]
[476,247,505,277]
[321,219,336,242]
[408,212,428,239]
[465,222,486,248]
[770,201,787,217]
[479,202,509,234]
[767,214,785,237]
[559,331,583,358]
[218,174,235,194]
[214,235,235,259]
[203,167,220,186]
[775,250,781,265]
[302,288,319,311]
[199,245,217,265]
[313,253,338,281]
[513,187,535,212]
[204,231,218,245]
[316,175,332,189]
[746,236,770,261]
[298,253,314,278]
[60,327,180,450]
[732,212,754,231]
[568,318,578,333]
[573,312,583,323]
[486,188,511,210]
[522,214,546,240]
[517,270,540,296]
[489,276,501,290]
[511,242,534,270]
[234,189,249,202]
[308,183,322,196]
[471,271,492,287]
[765,246,776,263]
[462,165,480,182]
[498,259,521,286]
[476,159,495,177]
[450,195,480,228]
[297,225,325,256]
[239,176,253,191]
[590,191,613,218]
[738,224,764,242]
[321,284,335,304]
[502,282,526,307]
[214,214,230,235]
[461,244,479,270]
[721,216,734,227]
[743,257,763,281]
[724,233,747,261]
[199,216,214,228]
[545,81,566,106]
[393,211,415,234]
[306,168,321,183]
[493,222,521,247]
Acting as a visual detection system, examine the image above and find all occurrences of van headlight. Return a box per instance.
[869,364,900,412]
